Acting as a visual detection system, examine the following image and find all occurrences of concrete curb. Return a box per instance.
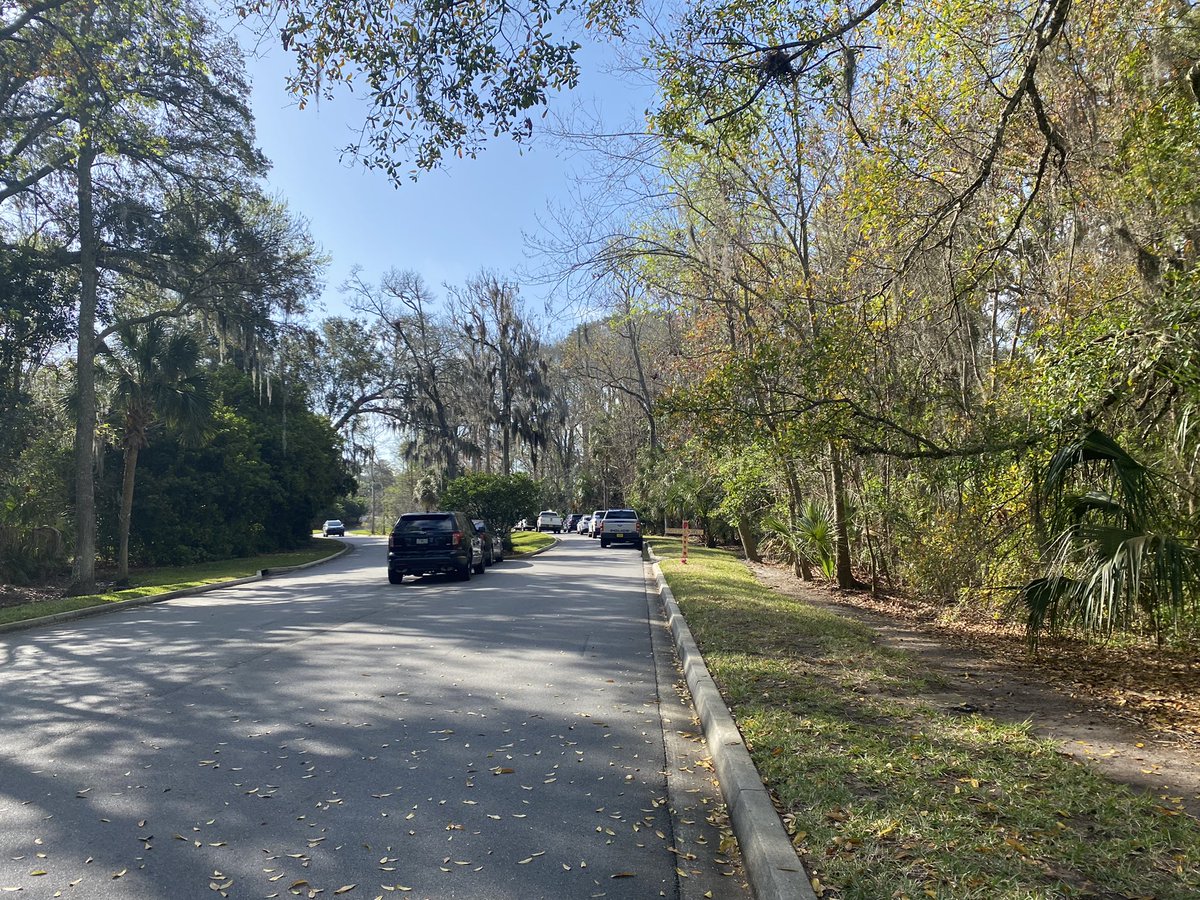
[261,539,353,575]
[0,541,353,636]
[647,545,817,900]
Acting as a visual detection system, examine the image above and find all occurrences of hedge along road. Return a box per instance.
[0,535,739,899]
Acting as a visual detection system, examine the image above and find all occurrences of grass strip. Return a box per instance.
[510,531,555,554]
[652,538,1200,900]
[0,541,343,627]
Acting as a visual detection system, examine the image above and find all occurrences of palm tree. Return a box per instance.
[103,319,211,584]
[1018,429,1200,647]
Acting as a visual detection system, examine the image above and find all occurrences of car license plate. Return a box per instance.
[614,532,626,538]
[415,537,428,545]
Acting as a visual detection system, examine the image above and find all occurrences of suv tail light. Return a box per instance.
[388,534,395,550]
[635,521,642,533]
[451,531,463,547]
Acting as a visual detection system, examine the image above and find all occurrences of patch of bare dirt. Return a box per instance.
[0,580,69,610]
[747,561,1200,820]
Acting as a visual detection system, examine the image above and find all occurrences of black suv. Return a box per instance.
[388,511,484,584]
[599,508,642,549]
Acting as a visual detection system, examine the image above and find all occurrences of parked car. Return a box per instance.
[387,511,484,584]
[321,519,345,537]
[536,510,564,533]
[599,508,642,549]
[473,519,504,566]
[565,513,582,532]
[588,509,607,538]
[577,515,591,535]
[514,518,531,531]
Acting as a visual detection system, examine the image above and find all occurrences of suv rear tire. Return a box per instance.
[457,564,472,581]
[388,569,403,584]
[473,557,486,575]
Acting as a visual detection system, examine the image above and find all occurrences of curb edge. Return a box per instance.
[0,541,353,636]
[647,544,817,900]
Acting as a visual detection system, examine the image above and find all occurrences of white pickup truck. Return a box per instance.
[535,510,564,533]
[598,508,642,549]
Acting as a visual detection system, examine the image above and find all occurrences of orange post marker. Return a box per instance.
[681,519,689,564]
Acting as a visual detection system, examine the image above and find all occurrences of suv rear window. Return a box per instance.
[397,514,455,533]
[605,509,637,519]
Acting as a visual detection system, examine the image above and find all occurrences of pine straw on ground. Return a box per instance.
[0,579,73,611]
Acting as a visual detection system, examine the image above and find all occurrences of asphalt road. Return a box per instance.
[0,534,744,899]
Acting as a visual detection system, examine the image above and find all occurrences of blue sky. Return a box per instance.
[235,25,652,323]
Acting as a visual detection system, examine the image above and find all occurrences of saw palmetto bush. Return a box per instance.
[763,500,837,581]
[1018,429,1200,647]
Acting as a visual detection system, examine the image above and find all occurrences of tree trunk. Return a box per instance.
[798,555,813,581]
[829,441,859,589]
[737,519,761,563]
[117,442,139,585]
[69,141,99,596]
[776,455,810,579]
[500,414,511,476]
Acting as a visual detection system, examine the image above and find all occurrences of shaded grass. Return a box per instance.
[652,538,1200,899]
[510,531,555,554]
[0,541,343,627]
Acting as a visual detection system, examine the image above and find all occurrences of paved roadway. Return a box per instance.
[0,533,746,899]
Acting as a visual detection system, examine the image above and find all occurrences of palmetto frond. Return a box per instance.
[1043,429,1150,532]
[796,499,837,580]
[1018,429,1200,647]
[107,320,212,447]
[762,501,836,580]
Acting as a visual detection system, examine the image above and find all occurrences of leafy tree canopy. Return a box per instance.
[439,472,542,536]
[247,0,622,178]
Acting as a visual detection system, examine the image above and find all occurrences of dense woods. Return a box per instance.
[3,0,1200,647]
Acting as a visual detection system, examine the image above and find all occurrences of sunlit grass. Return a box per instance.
[650,538,1200,899]
[510,531,555,554]
[0,542,343,627]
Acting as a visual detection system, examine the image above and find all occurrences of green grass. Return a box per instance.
[0,541,344,627]
[650,538,1200,900]
[510,530,555,554]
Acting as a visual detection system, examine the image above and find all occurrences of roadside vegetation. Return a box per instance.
[509,531,556,555]
[653,538,1200,899]
[0,543,343,628]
